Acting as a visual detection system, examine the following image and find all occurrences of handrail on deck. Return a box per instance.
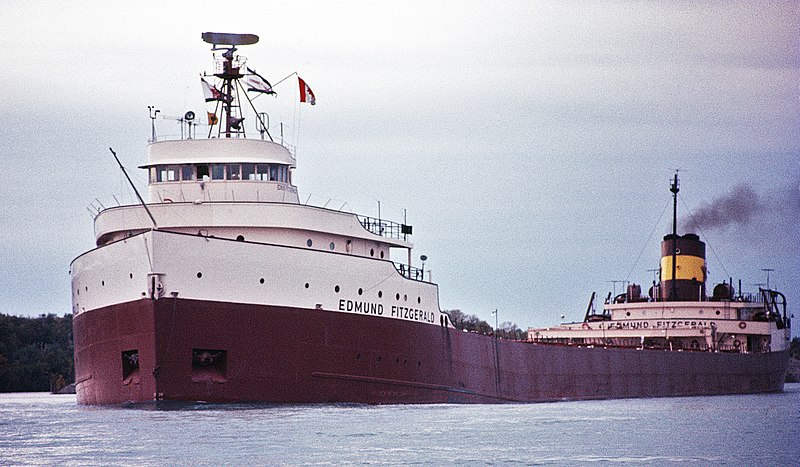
[358,215,411,240]
[393,261,427,282]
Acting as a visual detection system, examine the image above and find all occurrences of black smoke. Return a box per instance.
[683,184,762,231]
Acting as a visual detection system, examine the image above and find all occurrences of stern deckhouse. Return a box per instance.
[528,174,791,356]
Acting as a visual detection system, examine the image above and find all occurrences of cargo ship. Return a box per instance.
[71,33,790,404]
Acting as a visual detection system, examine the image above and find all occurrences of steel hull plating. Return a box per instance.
[73,298,789,405]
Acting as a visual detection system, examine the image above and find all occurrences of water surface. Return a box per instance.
[2,385,798,465]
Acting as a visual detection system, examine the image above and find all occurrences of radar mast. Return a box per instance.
[201,32,259,138]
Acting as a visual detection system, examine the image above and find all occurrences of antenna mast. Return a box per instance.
[201,32,259,138]
[669,172,679,301]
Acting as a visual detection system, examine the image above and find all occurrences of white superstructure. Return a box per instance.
[71,33,449,330]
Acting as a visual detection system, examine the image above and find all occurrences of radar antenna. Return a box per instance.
[201,32,259,47]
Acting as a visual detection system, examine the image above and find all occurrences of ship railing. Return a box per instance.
[87,193,140,219]
[617,292,773,305]
[358,216,411,240]
[526,338,767,354]
[393,262,428,282]
[735,293,767,303]
[300,193,354,212]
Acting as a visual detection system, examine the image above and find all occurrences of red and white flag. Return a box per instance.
[201,78,231,103]
[298,77,316,105]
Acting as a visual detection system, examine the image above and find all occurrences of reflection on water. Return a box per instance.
[1,385,798,465]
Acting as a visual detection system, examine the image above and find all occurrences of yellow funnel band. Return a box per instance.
[661,255,706,281]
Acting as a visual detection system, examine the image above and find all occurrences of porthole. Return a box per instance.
[129,273,133,279]
[329,242,335,250]
[699,309,704,315]
[626,311,630,316]
[102,281,105,286]
[378,291,383,298]
[305,282,310,289]
[236,235,245,242]
[396,293,400,300]
[417,296,421,304]
[197,272,203,279]
[715,310,720,315]
[260,278,265,284]
[307,239,313,247]
[370,248,375,257]
[380,251,384,258]
[335,285,340,293]
[404,294,407,301]
[85,286,88,292]
[358,288,363,295]
[76,289,80,296]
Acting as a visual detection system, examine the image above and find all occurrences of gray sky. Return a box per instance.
[2,1,798,337]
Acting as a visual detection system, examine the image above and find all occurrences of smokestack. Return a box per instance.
[660,233,706,301]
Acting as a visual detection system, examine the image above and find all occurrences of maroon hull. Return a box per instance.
[73,298,789,405]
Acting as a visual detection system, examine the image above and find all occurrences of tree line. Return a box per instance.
[444,309,527,340]
[0,313,74,393]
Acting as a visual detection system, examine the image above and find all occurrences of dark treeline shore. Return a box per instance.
[0,313,74,393]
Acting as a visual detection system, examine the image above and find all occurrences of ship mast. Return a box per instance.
[669,172,679,301]
[201,32,259,138]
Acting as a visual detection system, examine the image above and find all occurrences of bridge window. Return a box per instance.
[256,164,269,180]
[227,164,241,180]
[181,165,194,181]
[252,164,289,182]
[173,163,289,182]
[242,163,256,180]
[158,165,180,182]
[211,164,225,180]
[197,164,210,180]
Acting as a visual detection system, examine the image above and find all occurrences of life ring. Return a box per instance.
[738,321,746,329]
[733,339,741,348]
[581,323,591,330]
